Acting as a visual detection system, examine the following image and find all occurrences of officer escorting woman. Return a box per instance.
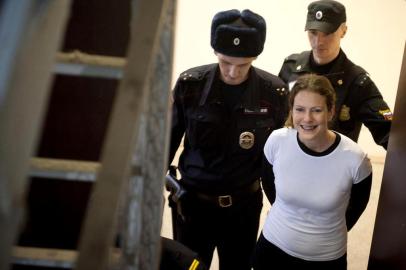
[279,0,392,149]
[167,9,288,270]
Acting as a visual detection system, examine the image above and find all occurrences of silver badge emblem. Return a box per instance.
[316,11,323,20]
[233,37,240,46]
[239,131,255,149]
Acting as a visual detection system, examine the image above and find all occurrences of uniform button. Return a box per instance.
[337,79,343,85]
[197,115,204,119]
[296,65,302,70]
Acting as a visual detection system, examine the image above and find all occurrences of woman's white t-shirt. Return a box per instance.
[262,127,372,261]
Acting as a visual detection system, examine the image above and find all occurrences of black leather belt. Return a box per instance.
[193,180,260,208]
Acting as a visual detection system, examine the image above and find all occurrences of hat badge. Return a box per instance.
[315,10,323,20]
[233,37,240,46]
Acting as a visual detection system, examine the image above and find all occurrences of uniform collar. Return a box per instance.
[292,51,313,73]
[293,49,347,75]
[323,49,347,75]
[294,49,351,88]
[323,49,348,87]
[240,68,261,111]
[199,65,262,111]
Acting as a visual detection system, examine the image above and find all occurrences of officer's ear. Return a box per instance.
[340,23,347,38]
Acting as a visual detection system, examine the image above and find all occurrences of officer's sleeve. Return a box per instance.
[261,156,276,204]
[353,75,392,149]
[168,81,186,166]
[346,173,372,231]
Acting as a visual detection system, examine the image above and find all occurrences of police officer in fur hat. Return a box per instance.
[279,0,392,149]
[167,9,288,270]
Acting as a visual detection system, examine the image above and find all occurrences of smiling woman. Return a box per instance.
[255,74,373,270]
[288,74,336,152]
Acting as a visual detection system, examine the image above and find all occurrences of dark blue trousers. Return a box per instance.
[170,190,263,270]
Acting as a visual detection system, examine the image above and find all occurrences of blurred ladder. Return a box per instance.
[1,0,176,269]
[0,1,72,269]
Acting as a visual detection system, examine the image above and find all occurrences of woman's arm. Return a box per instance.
[261,156,276,204]
[346,173,373,231]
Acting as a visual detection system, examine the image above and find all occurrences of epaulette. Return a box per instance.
[178,64,214,82]
[269,77,288,96]
[275,86,288,96]
[354,72,372,87]
[254,68,288,96]
[283,53,300,63]
[179,70,203,81]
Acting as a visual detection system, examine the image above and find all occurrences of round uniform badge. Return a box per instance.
[233,37,240,46]
[239,131,255,149]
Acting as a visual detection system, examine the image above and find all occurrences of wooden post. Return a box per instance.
[368,43,406,269]
[0,1,71,269]
[74,0,169,269]
[120,1,176,269]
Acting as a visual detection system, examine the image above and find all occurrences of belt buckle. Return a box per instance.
[218,195,232,207]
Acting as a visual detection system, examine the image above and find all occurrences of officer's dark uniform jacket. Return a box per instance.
[169,64,288,195]
[279,49,392,149]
